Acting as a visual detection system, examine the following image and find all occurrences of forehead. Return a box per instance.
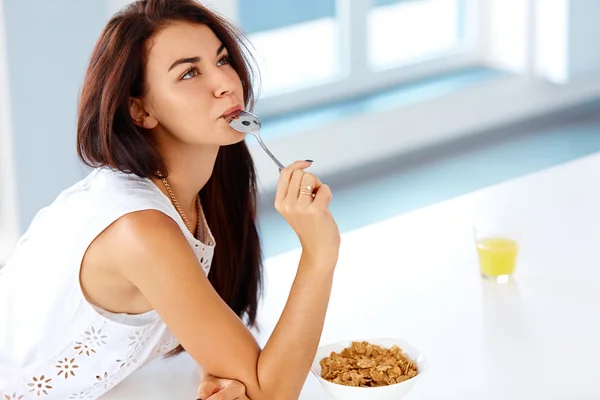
[146,22,222,66]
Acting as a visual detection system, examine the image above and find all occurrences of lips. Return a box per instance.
[221,104,242,119]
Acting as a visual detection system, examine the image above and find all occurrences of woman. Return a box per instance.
[0,0,340,399]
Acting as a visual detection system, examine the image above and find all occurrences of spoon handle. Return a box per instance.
[254,134,285,171]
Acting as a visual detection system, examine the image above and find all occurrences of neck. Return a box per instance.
[153,141,220,218]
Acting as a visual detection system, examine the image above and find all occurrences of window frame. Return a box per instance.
[236,0,485,117]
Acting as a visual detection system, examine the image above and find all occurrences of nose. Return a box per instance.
[211,68,237,98]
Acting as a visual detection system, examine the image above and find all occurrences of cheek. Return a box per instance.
[237,81,245,101]
[229,70,245,99]
[157,85,211,123]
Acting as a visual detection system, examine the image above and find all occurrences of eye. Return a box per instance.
[217,55,231,67]
[181,66,199,80]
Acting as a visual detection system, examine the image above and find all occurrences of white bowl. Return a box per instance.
[310,337,428,400]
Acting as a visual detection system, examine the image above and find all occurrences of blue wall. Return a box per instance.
[3,0,106,231]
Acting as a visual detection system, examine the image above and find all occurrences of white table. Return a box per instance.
[104,153,600,399]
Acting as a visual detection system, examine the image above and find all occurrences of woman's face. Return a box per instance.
[137,22,246,146]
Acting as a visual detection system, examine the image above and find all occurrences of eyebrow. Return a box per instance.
[168,43,227,72]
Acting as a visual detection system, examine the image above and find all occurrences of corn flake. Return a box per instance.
[319,341,418,387]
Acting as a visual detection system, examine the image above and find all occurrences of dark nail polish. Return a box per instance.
[305,159,313,163]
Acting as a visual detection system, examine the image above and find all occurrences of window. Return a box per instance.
[368,0,466,70]
[238,0,341,97]
[235,0,481,117]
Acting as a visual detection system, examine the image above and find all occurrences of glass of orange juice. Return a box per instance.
[473,217,521,283]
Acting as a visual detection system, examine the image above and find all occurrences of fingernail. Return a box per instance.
[305,159,313,163]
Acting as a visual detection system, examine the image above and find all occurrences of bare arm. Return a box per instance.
[257,252,334,397]
[109,161,339,400]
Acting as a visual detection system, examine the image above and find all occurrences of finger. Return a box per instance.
[313,175,323,190]
[205,392,242,400]
[297,173,318,206]
[312,183,333,209]
[274,160,313,207]
[197,376,219,399]
[222,381,246,397]
[286,169,305,201]
[203,380,246,400]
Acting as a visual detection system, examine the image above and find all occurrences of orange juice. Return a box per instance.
[476,237,519,277]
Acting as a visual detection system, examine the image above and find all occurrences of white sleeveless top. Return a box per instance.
[0,168,215,399]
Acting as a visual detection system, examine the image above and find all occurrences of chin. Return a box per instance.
[218,128,247,146]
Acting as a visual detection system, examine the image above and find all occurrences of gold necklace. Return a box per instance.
[160,177,201,239]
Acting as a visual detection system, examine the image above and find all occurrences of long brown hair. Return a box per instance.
[76,0,263,356]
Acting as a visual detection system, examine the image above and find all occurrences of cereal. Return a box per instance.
[319,341,418,387]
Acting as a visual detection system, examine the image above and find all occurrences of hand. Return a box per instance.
[274,160,341,266]
[197,374,249,400]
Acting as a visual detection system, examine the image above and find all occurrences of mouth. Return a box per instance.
[221,104,243,120]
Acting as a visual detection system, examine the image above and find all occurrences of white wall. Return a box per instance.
[485,0,600,84]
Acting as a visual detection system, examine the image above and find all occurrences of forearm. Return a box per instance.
[256,252,335,399]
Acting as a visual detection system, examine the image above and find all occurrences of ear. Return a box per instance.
[129,97,158,129]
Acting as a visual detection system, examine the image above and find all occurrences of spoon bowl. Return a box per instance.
[229,110,285,170]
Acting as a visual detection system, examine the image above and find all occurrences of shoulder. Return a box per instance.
[87,209,194,279]
[99,209,186,255]
[111,209,179,237]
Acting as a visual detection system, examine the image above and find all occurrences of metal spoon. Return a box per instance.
[229,110,285,171]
